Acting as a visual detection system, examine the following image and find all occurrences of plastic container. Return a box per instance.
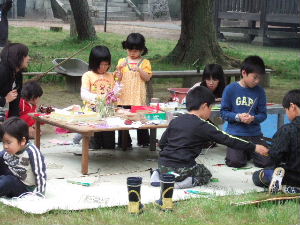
[145,113,167,120]
[168,88,190,104]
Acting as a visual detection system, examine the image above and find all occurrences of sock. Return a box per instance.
[174,177,193,189]
[150,169,160,187]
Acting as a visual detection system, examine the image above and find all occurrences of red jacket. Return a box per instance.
[19,98,37,127]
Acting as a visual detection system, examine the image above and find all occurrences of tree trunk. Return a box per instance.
[68,0,96,40]
[167,0,226,66]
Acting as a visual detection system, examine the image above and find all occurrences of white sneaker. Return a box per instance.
[282,185,300,194]
[269,167,285,194]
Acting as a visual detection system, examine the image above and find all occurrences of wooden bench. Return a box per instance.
[24,69,272,95]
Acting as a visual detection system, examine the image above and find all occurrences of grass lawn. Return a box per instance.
[2,26,299,224]
[0,192,299,225]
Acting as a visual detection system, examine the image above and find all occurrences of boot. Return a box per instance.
[127,177,143,214]
[156,173,175,211]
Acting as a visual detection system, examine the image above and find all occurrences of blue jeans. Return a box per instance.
[252,169,274,187]
[0,156,28,197]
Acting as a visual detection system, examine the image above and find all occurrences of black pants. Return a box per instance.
[0,157,28,197]
[90,131,115,149]
[117,105,150,147]
[225,135,273,168]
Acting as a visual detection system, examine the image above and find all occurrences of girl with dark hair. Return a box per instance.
[115,33,152,148]
[77,45,115,149]
[0,43,30,118]
[19,81,43,139]
[191,64,225,102]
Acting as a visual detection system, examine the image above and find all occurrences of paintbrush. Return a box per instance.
[247,98,257,114]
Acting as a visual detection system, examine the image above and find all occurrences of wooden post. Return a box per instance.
[34,120,41,149]
[253,0,269,45]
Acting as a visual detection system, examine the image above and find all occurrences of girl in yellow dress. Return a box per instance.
[115,33,152,148]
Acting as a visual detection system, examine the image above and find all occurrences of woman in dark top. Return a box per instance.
[0,43,30,118]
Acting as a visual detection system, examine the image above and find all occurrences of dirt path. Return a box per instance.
[10,19,181,40]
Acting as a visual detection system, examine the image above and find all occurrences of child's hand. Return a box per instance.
[5,90,18,103]
[240,113,254,124]
[255,145,269,156]
[131,64,139,72]
[117,61,127,71]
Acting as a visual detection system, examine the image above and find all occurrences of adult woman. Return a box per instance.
[0,43,30,118]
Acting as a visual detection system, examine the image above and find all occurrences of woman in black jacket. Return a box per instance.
[0,43,30,118]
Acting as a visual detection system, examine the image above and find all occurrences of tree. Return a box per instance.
[68,0,96,40]
[167,0,227,66]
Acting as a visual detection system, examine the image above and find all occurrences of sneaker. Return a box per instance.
[269,167,285,194]
[282,185,300,194]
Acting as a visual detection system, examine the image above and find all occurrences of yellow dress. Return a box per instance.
[117,57,152,106]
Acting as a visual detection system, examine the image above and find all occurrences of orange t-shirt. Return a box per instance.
[81,71,115,106]
[117,58,152,106]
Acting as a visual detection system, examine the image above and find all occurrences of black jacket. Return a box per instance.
[159,114,255,168]
[0,0,12,47]
[0,62,22,117]
[270,116,300,186]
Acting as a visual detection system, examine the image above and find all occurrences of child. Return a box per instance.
[153,86,268,189]
[0,117,46,197]
[220,55,272,168]
[78,45,115,149]
[115,33,152,148]
[19,81,43,139]
[190,63,225,102]
[252,89,300,194]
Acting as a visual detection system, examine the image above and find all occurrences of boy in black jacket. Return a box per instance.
[155,86,268,189]
[252,89,300,194]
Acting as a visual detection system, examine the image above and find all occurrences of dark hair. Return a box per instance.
[0,43,29,72]
[2,117,29,143]
[21,81,43,101]
[88,45,111,73]
[200,64,225,98]
[122,33,148,56]
[282,89,300,109]
[186,86,215,111]
[241,55,265,76]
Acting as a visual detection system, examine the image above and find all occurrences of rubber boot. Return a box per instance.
[156,173,175,211]
[127,177,143,214]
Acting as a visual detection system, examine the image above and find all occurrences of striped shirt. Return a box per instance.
[2,142,46,194]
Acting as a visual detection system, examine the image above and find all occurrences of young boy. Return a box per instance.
[0,117,46,197]
[252,89,300,194]
[220,55,272,168]
[156,86,268,188]
[19,81,43,139]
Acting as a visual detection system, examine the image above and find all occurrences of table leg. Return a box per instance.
[277,113,285,129]
[81,135,90,175]
[35,120,41,149]
[149,128,157,151]
[122,130,129,151]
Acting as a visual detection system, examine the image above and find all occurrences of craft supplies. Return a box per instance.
[184,190,210,195]
[67,180,92,187]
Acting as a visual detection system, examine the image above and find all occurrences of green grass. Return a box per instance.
[9,26,299,80]
[0,192,299,225]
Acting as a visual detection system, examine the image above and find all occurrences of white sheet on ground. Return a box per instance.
[0,128,264,214]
